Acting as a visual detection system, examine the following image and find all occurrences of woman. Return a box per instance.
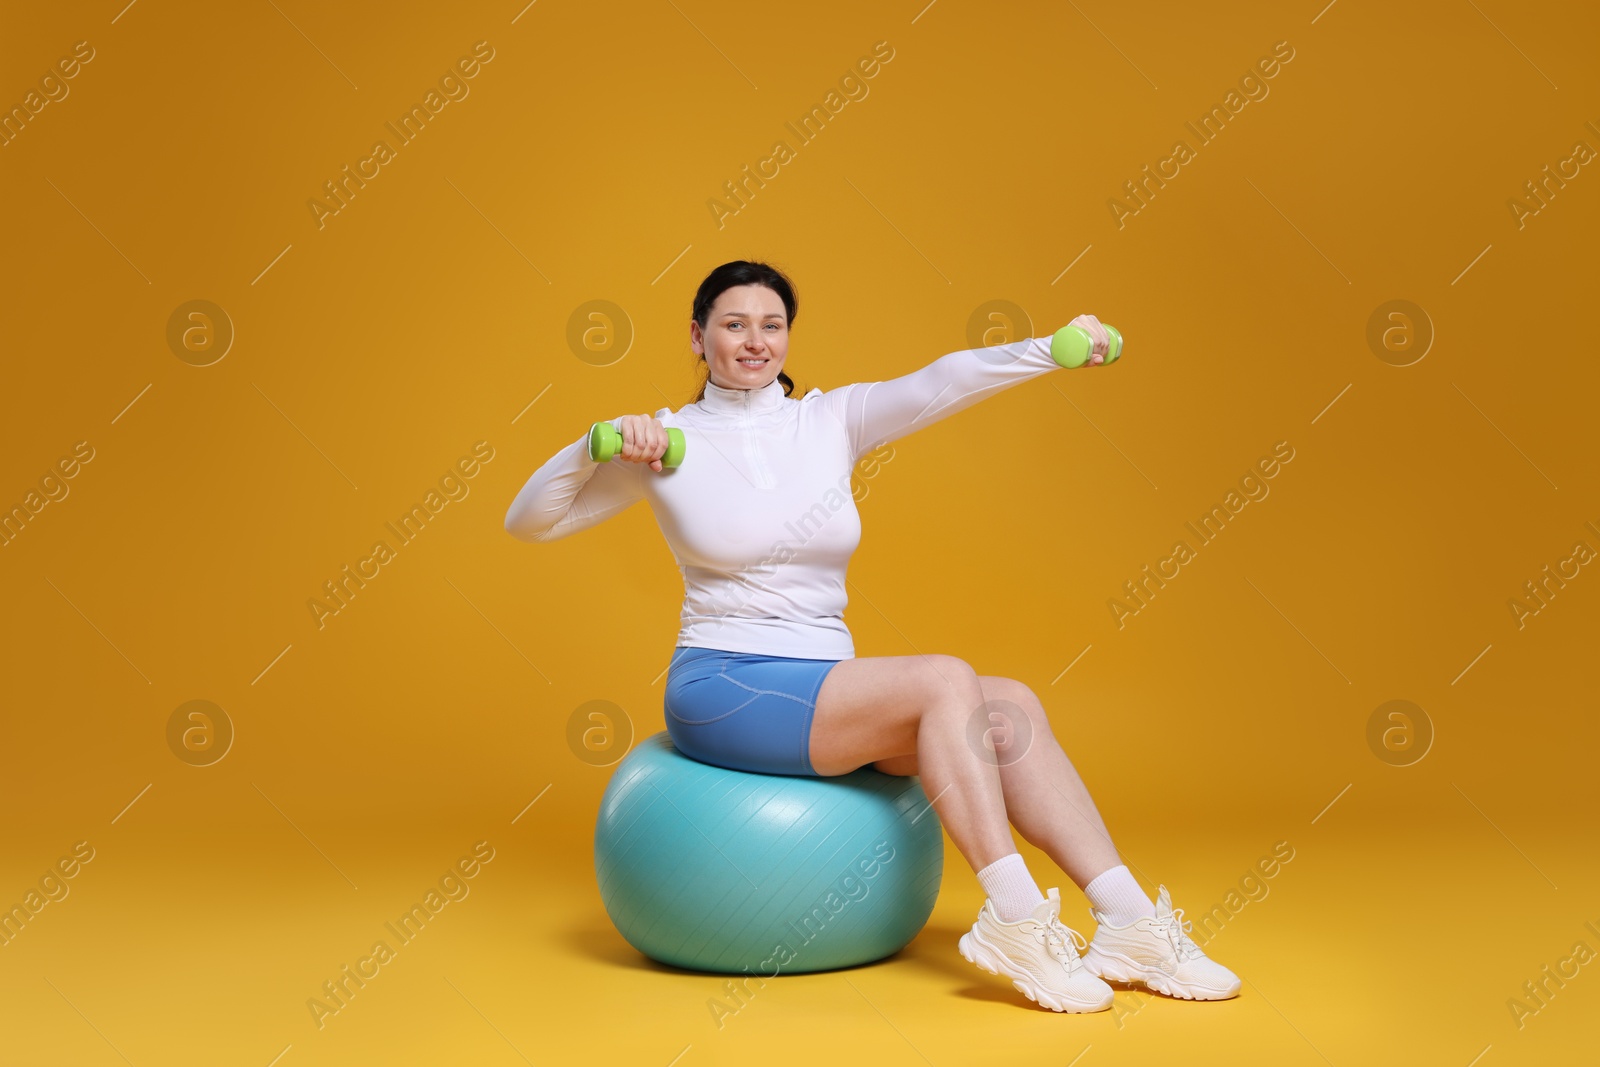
[504,260,1240,1013]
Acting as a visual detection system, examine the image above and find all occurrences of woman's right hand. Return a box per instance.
[612,414,671,473]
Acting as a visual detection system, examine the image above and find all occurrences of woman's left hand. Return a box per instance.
[1067,313,1110,366]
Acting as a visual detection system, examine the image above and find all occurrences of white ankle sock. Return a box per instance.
[976,852,1046,922]
[1083,864,1156,925]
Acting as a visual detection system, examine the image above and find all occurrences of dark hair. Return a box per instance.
[689,260,800,404]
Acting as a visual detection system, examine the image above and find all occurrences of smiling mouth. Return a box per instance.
[736,358,768,366]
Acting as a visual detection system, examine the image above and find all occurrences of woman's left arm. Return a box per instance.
[816,321,1106,462]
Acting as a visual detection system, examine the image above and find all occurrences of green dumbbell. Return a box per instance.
[589,421,687,468]
[1051,323,1124,369]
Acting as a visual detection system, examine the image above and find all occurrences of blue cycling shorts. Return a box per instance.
[663,645,846,777]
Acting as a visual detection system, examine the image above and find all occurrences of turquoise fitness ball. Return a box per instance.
[594,732,945,975]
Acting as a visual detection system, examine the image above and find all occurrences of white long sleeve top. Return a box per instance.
[504,335,1064,660]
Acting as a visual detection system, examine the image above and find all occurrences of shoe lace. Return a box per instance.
[1151,906,1204,962]
[1032,914,1088,967]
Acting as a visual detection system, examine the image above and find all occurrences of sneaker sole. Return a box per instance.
[1081,948,1241,1001]
[958,930,1113,1013]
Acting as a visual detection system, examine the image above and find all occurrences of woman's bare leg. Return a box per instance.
[973,675,1124,889]
[809,654,1016,872]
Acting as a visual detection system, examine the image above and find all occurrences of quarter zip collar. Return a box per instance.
[701,370,786,415]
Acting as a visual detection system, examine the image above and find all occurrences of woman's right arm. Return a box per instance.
[504,419,646,543]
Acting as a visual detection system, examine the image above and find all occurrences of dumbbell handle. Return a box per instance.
[1051,324,1124,369]
[589,421,687,469]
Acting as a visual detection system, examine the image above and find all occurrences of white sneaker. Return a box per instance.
[1081,885,1242,1000]
[958,887,1114,1012]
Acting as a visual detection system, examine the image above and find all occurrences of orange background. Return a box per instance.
[1,1,1595,1064]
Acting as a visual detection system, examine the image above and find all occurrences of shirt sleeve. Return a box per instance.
[504,420,646,543]
[815,335,1060,462]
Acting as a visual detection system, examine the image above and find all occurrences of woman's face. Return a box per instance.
[690,284,789,391]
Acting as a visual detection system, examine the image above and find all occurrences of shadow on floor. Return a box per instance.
[566,915,1137,1009]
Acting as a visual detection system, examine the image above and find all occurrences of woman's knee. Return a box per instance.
[915,654,986,710]
[976,675,1055,757]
